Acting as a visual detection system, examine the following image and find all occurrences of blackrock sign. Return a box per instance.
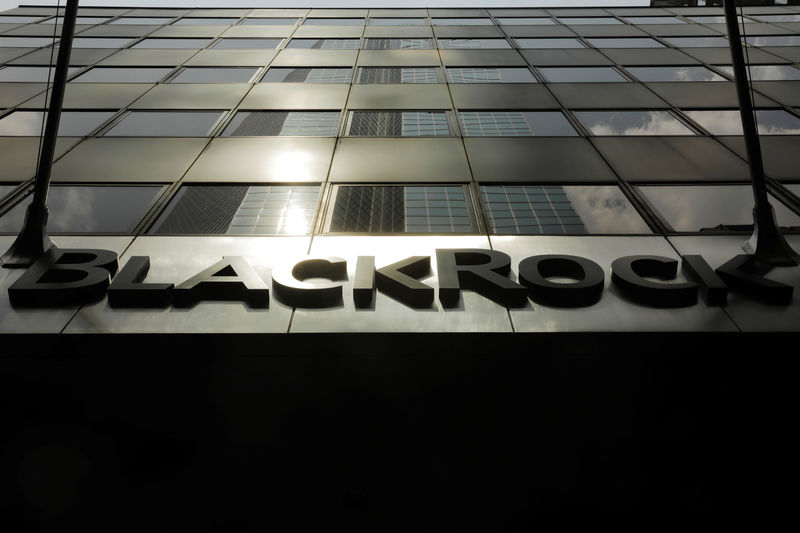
[6,247,795,310]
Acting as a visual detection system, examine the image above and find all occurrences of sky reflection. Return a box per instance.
[575,111,694,136]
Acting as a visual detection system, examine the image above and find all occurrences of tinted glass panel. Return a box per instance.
[639,185,800,232]
[370,18,427,26]
[359,67,439,83]
[0,16,44,23]
[575,111,695,136]
[349,111,450,137]
[481,185,650,234]
[133,38,213,49]
[364,38,432,50]
[41,17,111,25]
[496,17,554,25]
[0,185,162,234]
[446,67,535,83]
[744,36,800,47]
[222,111,341,136]
[0,110,115,136]
[328,185,473,233]
[515,38,585,49]
[558,17,622,25]
[286,38,359,49]
[211,38,282,50]
[683,109,800,135]
[72,38,135,49]
[458,111,577,136]
[753,14,800,22]
[687,16,754,24]
[169,67,259,83]
[0,66,80,82]
[72,67,173,83]
[303,18,364,26]
[104,111,225,136]
[173,18,239,25]
[664,37,729,47]
[111,17,174,25]
[623,17,685,24]
[625,66,725,82]
[432,18,494,25]
[240,18,299,25]
[438,39,511,49]
[588,38,664,48]
[262,67,353,83]
[715,65,800,81]
[539,67,626,82]
[0,37,60,47]
[149,184,320,235]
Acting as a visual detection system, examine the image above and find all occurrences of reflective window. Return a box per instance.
[0,185,163,234]
[303,18,364,26]
[370,18,427,26]
[149,184,320,235]
[446,67,535,83]
[327,185,473,233]
[222,111,341,137]
[588,38,664,48]
[432,18,494,25]
[558,17,622,25]
[262,67,353,83]
[539,67,626,83]
[0,66,80,82]
[0,185,16,204]
[744,35,800,47]
[72,38,135,49]
[0,37,60,47]
[240,18,299,25]
[0,110,115,136]
[111,17,174,25]
[622,16,685,24]
[515,38,585,49]
[574,111,695,136]
[664,37,729,47]
[41,16,111,25]
[639,185,800,232]
[348,111,450,137]
[496,17,555,25]
[481,185,650,235]
[133,38,213,49]
[715,64,800,81]
[359,67,439,84]
[438,38,511,49]
[104,111,225,137]
[211,38,282,50]
[364,38,432,50]
[624,65,726,82]
[458,111,577,136]
[0,16,44,23]
[173,18,239,26]
[753,14,800,23]
[687,15,755,24]
[286,38,360,49]
[683,109,800,135]
[72,67,173,83]
[169,67,259,83]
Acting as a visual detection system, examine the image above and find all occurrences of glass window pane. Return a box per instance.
[575,111,695,136]
[303,18,364,26]
[683,109,800,135]
[241,18,299,25]
[111,17,174,25]
[104,111,225,136]
[349,111,450,137]
[623,17,685,24]
[458,111,576,136]
[173,18,238,26]
[558,17,622,25]
[328,185,473,233]
[364,38,432,50]
[0,66,80,82]
[687,16,755,24]
[588,38,664,48]
[753,14,800,23]
[438,38,511,49]
[744,35,800,47]
[497,18,554,25]
[432,18,493,25]
[624,66,725,82]
[446,67,535,83]
[715,65,800,81]
[72,67,173,83]
[539,67,626,83]
[72,38,134,49]
[0,16,45,23]
[481,185,650,234]
[515,38,585,49]
[149,184,320,235]
[41,17,111,25]
[664,37,729,47]
[359,67,439,84]
[222,111,341,137]
[133,38,213,49]
[0,37,61,47]
[0,110,115,136]
[261,67,352,83]
[370,18,426,26]
[169,67,259,83]
[211,38,282,50]
[639,185,800,232]
[0,185,162,234]
[286,38,359,49]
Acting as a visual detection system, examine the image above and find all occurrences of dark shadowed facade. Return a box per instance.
[0,3,798,528]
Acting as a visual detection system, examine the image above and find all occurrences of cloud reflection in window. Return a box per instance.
[575,111,695,136]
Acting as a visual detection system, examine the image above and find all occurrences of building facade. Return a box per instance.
[0,3,799,525]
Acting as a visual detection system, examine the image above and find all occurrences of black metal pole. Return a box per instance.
[1,0,79,268]
[722,0,798,266]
